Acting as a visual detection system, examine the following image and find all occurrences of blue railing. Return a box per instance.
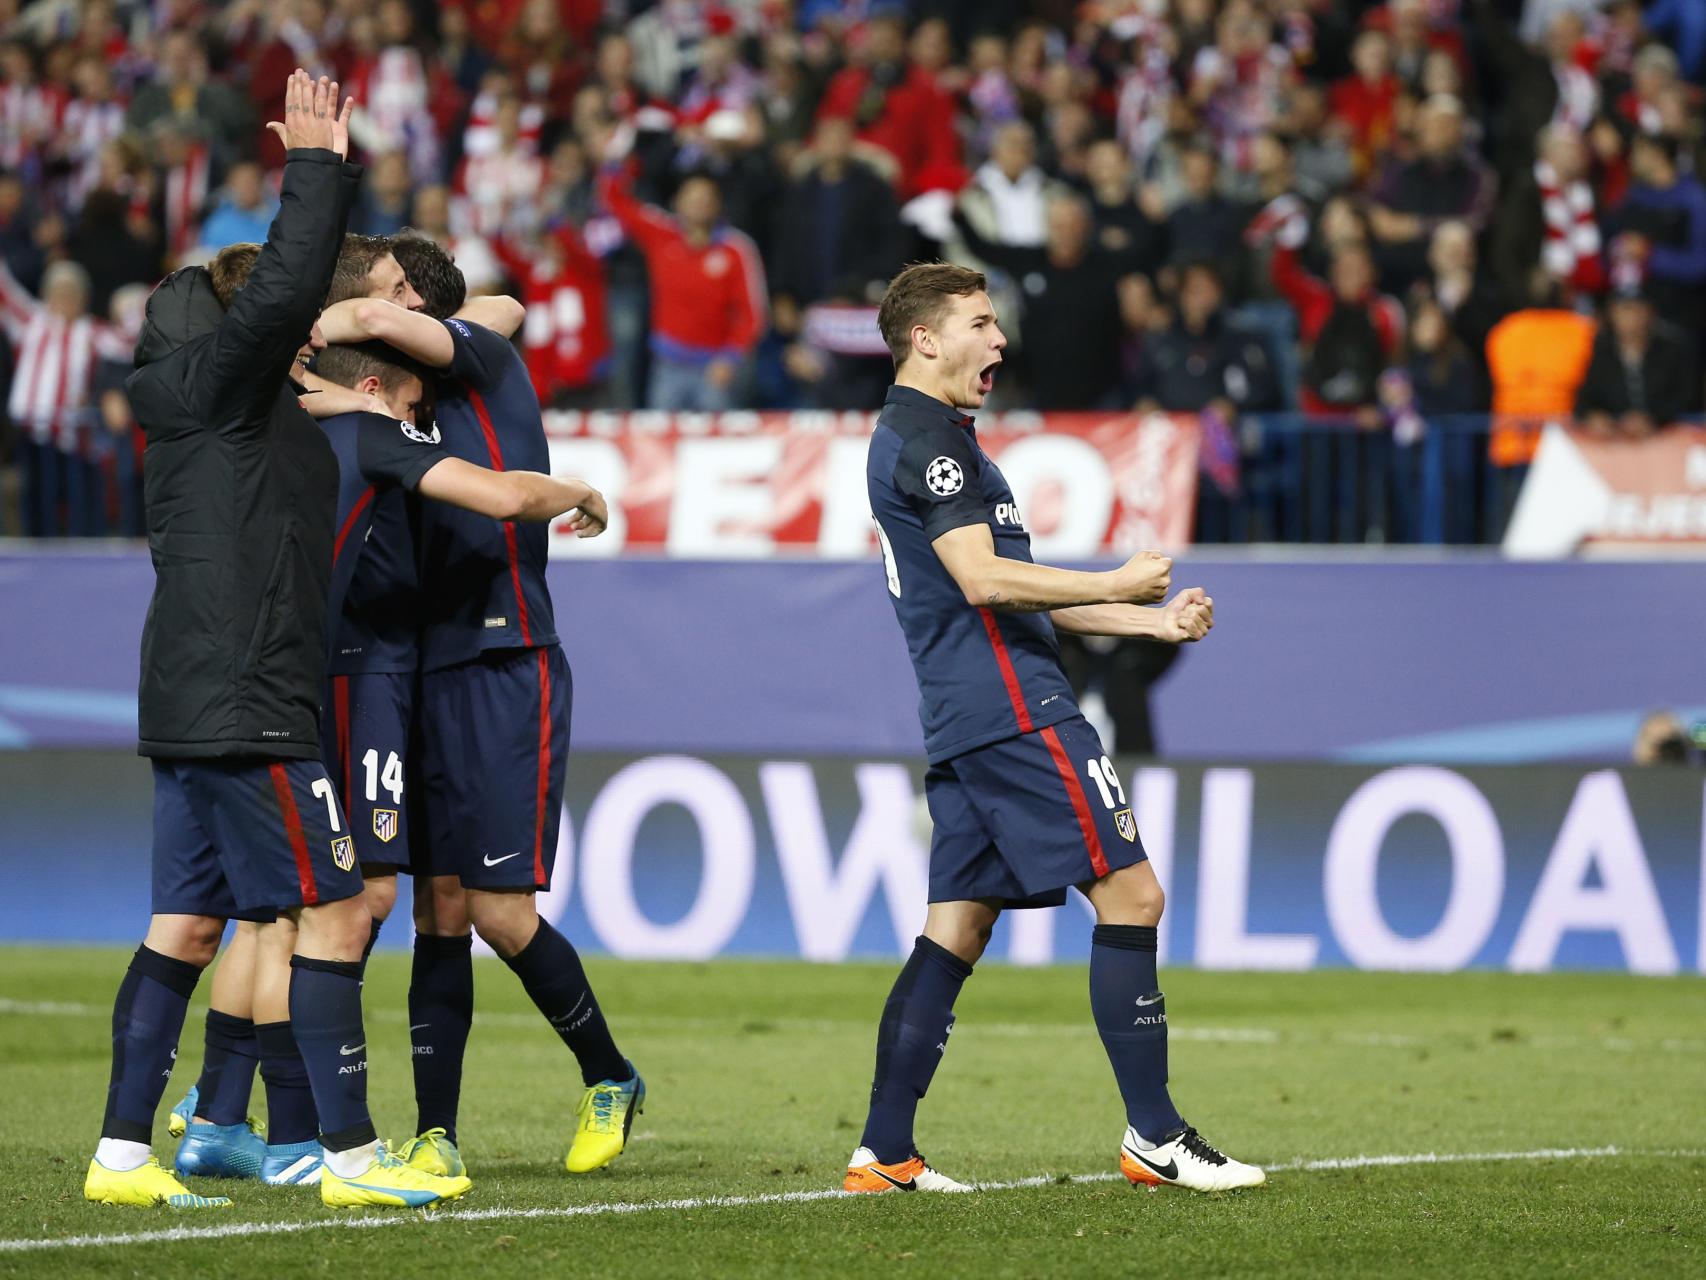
[1199,413,1506,546]
[1208,412,1706,546]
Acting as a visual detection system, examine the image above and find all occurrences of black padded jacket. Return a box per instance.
[130,148,360,760]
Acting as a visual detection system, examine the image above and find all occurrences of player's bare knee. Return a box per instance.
[144,913,225,967]
[361,871,398,924]
[1085,863,1164,926]
[416,876,470,936]
[296,895,373,962]
[467,889,537,958]
[923,911,996,965]
[1134,878,1164,923]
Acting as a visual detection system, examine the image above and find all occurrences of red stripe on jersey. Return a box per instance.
[977,607,1033,733]
[333,676,351,805]
[533,647,552,886]
[269,764,319,905]
[1041,726,1110,878]
[331,486,375,567]
[469,389,533,646]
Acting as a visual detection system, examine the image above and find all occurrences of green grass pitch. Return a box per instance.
[1,947,1702,1277]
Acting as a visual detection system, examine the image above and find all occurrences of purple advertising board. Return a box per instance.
[0,548,1698,762]
[1,750,1701,973]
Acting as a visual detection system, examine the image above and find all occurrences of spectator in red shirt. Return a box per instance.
[599,160,766,412]
[1330,30,1400,182]
[1265,207,1405,415]
[815,14,959,199]
[494,225,611,408]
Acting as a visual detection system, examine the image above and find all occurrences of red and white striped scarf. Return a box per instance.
[1536,159,1604,293]
[163,142,210,263]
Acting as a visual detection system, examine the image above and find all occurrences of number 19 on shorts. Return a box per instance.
[1086,756,1126,810]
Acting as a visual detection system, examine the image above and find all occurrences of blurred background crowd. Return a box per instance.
[0,0,1702,539]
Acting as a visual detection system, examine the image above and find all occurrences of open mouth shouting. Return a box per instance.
[977,359,1001,396]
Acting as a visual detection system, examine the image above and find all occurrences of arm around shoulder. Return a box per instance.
[453,294,525,340]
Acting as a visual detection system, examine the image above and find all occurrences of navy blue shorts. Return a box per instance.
[926,715,1147,908]
[151,758,363,918]
[416,645,570,890]
[324,671,414,872]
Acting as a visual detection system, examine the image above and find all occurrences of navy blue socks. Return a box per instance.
[1089,923,1183,1142]
[287,956,376,1151]
[194,1010,260,1126]
[502,920,627,1087]
[410,933,475,1141]
[860,936,973,1164]
[101,946,202,1142]
[254,1020,318,1145]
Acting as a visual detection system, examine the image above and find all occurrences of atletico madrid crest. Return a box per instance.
[331,836,356,871]
[373,809,398,844]
[1114,809,1137,843]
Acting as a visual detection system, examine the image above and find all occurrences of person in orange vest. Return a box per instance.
[1484,270,1596,467]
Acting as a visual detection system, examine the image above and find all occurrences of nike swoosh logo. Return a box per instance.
[409,1024,429,1032]
[1125,1148,1178,1181]
[868,1167,917,1191]
[483,851,523,866]
[339,1043,366,1056]
[1135,994,1162,1007]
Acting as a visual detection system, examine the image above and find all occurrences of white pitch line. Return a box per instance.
[5,1145,1702,1256]
[6,998,1703,1055]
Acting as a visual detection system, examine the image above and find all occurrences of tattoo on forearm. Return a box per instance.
[985,591,1053,612]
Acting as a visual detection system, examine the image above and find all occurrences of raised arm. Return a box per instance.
[931,523,1173,610]
[597,164,675,256]
[0,258,40,344]
[203,72,359,412]
[1269,241,1329,314]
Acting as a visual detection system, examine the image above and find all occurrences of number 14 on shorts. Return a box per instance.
[362,749,403,804]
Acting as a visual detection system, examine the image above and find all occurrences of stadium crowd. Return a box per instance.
[0,0,1703,536]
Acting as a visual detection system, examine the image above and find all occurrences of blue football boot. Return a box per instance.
[174,1119,266,1180]
[261,1140,325,1186]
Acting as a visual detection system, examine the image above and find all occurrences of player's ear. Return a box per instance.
[911,325,936,359]
[358,375,381,397]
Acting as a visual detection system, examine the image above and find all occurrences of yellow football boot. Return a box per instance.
[564,1067,645,1173]
[84,1155,233,1209]
[394,1128,467,1178]
[319,1142,472,1208]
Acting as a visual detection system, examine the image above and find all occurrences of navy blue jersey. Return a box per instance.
[318,409,446,674]
[868,385,1079,764]
[415,318,559,672]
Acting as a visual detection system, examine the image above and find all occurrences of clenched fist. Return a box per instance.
[1158,587,1214,643]
[1111,550,1172,605]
